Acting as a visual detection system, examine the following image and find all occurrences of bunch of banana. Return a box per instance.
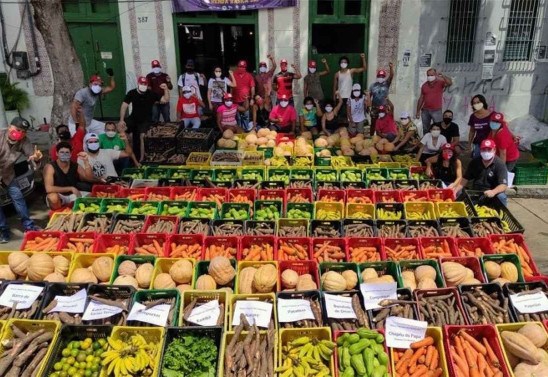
[406,211,433,220]
[331,156,353,168]
[270,156,290,167]
[276,336,336,377]
[102,334,158,377]
[439,209,461,217]
[377,208,402,220]
[349,211,373,219]
[316,209,341,220]
[293,157,312,167]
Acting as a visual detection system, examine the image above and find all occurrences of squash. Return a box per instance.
[492,277,511,285]
[238,267,257,294]
[0,265,16,280]
[465,268,474,280]
[195,274,217,290]
[169,259,193,284]
[253,264,277,293]
[414,265,437,282]
[514,361,548,377]
[223,129,234,139]
[70,268,98,284]
[442,262,468,286]
[208,256,236,286]
[462,278,482,285]
[153,273,176,289]
[44,272,65,283]
[118,260,137,277]
[8,252,29,277]
[361,268,379,282]
[281,269,299,290]
[341,270,358,290]
[176,284,192,295]
[296,275,317,291]
[257,128,270,138]
[135,263,154,288]
[500,262,519,283]
[501,331,542,364]
[484,261,502,279]
[27,253,54,281]
[417,278,437,289]
[321,271,347,291]
[91,256,114,282]
[113,275,139,289]
[518,323,548,347]
[53,255,70,276]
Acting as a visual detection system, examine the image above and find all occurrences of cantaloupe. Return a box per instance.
[223,129,234,139]
[257,128,269,138]
[257,137,268,146]
[246,134,258,144]
[315,138,328,148]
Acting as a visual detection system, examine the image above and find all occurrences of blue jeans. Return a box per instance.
[151,103,170,123]
[421,109,443,135]
[0,181,34,230]
[497,192,508,207]
[183,117,201,129]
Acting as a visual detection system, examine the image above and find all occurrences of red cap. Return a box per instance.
[237,60,247,68]
[279,94,289,101]
[280,59,288,65]
[377,70,387,77]
[378,105,386,112]
[441,143,454,151]
[491,112,504,122]
[308,60,317,68]
[89,75,103,84]
[223,93,233,101]
[151,60,161,68]
[480,139,496,150]
[137,76,148,85]
[259,61,267,67]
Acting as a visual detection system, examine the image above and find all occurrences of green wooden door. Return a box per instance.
[309,0,370,99]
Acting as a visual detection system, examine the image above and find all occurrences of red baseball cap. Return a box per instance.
[151,60,161,68]
[308,60,317,68]
[377,70,387,77]
[89,75,103,84]
[280,59,288,65]
[491,112,504,122]
[259,61,267,67]
[237,60,247,68]
[480,139,496,150]
[137,76,148,85]
[223,93,233,101]
[441,143,454,151]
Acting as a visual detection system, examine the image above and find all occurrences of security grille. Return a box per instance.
[503,0,540,61]
[445,0,481,63]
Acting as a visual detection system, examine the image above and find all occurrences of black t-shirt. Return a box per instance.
[464,156,508,191]
[437,121,460,142]
[123,89,161,122]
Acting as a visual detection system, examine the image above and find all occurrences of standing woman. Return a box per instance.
[489,112,520,172]
[347,83,367,136]
[207,66,236,112]
[333,53,367,119]
[416,123,447,164]
[467,94,492,159]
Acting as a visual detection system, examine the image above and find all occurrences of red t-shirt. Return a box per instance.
[375,114,398,135]
[50,127,84,163]
[217,104,238,127]
[269,105,297,130]
[145,72,171,97]
[177,97,200,119]
[273,72,295,99]
[492,126,519,162]
[421,79,446,110]
[232,71,255,103]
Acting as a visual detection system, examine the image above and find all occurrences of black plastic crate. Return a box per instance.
[39,282,89,322]
[459,283,510,325]
[176,128,216,154]
[456,191,478,217]
[0,281,47,319]
[466,190,524,233]
[109,213,146,234]
[342,219,377,237]
[244,220,277,236]
[84,284,135,325]
[311,220,342,238]
[407,219,441,237]
[368,288,418,329]
[418,179,443,189]
[504,281,548,322]
[376,219,408,238]
[439,217,473,238]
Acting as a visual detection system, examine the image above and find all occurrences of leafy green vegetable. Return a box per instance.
[162,334,218,377]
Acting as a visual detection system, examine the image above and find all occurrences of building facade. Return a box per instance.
[1,0,548,130]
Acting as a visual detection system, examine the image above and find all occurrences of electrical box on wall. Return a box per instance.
[12,52,30,79]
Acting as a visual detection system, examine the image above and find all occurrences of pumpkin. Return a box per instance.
[53,255,70,276]
[281,269,299,290]
[153,273,176,289]
[253,264,278,293]
[501,331,543,364]
[169,259,193,284]
[27,253,54,281]
[500,262,519,283]
[0,265,16,280]
[8,252,29,277]
[70,268,98,284]
[321,271,347,291]
[442,262,467,286]
[44,272,65,283]
[266,139,276,148]
[361,268,379,282]
[465,268,474,280]
[176,284,192,295]
[117,260,137,277]
[417,278,437,289]
[208,257,236,286]
[239,267,257,294]
[113,275,139,289]
[257,137,268,146]
[301,131,313,140]
[341,270,358,290]
[195,274,217,290]
[518,323,548,347]
[135,263,154,288]
[414,265,437,282]
[513,361,548,377]
[484,261,502,279]
[296,276,317,291]
[91,256,114,282]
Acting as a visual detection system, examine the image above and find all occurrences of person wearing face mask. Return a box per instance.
[99,122,140,173]
[416,123,448,164]
[425,143,463,188]
[232,60,256,131]
[436,109,460,148]
[367,63,394,136]
[251,94,272,130]
[44,142,93,210]
[119,77,170,162]
[268,94,297,134]
[177,59,205,101]
[467,94,493,159]
[415,68,453,135]
[488,112,520,172]
[50,124,84,163]
[78,133,133,182]
[374,104,398,142]
[177,86,205,129]
[321,94,344,135]
[454,139,509,206]
[393,111,420,153]
[146,60,173,122]
[304,58,330,102]
[207,66,236,112]
[69,72,116,136]
[299,96,323,135]
[333,53,367,120]
[217,93,249,134]
[272,59,302,105]
[347,83,367,136]
[0,117,43,242]
[255,54,276,100]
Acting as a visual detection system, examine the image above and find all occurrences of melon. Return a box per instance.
[223,129,234,139]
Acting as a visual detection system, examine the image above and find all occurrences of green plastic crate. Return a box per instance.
[159,200,189,216]
[399,259,445,288]
[286,203,314,220]
[186,201,218,219]
[531,139,548,162]
[128,201,161,215]
[514,162,548,185]
[145,167,169,179]
[111,254,156,283]
[100,198,130,214]
[240,167,265,181]
[72,198,103,213]
[168,167,192,179]
[386,168,410,180]
[358,261,403,287]
[214,168,237,182]
[122,168,145,179]
[290,168,314,180]
[254,200,283,221]
[221,203,250,220]
[130,289,180,327]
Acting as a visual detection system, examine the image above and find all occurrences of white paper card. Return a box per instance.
[187,300,221,327]
[509,292,548,314]
[277,298,315,323]
[324,293,357,319]
[50,289,87,314]
[0,284,44,310]
[385,316,428,349]
[127,302,171,327]
[232,300,272,328]
[360,282,398,310]
[82,299,123,321]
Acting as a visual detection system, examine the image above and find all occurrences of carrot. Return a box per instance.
[395,349,413,371]
[424,345,435,367]
[464,345,477,369]
[482,338,500,368]
[409,365,428,377]
[430,347,439,370]
[452,352,469,377]
[408,347,426,369]
[410,336,434,349]
[459,330,487,355]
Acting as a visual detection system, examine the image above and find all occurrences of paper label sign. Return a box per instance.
[277,298,315,323]
[385,316,428,349]
[360,282,398,310]
[0,284,44,310]
[232,300,272,328]
[127,302,171,327]
[187,300,221,327]
[324,293,357,319]
[509,292,548,314]
[82,300,123,321]
[50,289,87,314]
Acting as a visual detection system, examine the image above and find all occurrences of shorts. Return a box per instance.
[348,121,364,135]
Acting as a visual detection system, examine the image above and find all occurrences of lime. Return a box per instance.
[54,362,63,371]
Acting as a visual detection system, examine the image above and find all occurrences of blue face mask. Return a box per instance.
[490,122,501,131]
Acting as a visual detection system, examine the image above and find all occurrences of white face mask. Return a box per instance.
[87,142,100,152]
[427,75,436,82]
[378,112,386,118]
[481,151,495,161]
[309,68,316,74]
[340,62,348,69]
[280,101,289,108]
[305,104,314,110]
[215,72,222,78]
[325,106,333,113]
[353,90,361,97]
[183,93,192,99]
[106,131,116,138]
[90,85,102,94]
[152,67,161,74]
[473,103,484,111]
[225,101,233,107]
[376,77,385,83]
[138,85,148,93]
[259,66,267,73]
[401,119,409,126]
[431,130,441,137]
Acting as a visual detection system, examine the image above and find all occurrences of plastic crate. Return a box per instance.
[410,165,429,180]
[94,233,133,254]
[203,236,239,260]
[514,161,548,185]
[343,219,377,237]
[404,201,436,221]
[376,219,408,238]
[419,236,459,258]
[290,168,314,181]
[144,186,172,201]
[286,187,313,204]
[0,281,47,318]
[84,284,136,325]
[496,322,548,373]
[347,237,383,262]
[158,200,189,217]
[267,168,291,184]
[399,260,444,289]
[20,231,62,251]
[211,219,245,236]
[400,189,428,202]
[118,187,146,200]
[245,220,277,236]
[315,168,339,182]
[220,203,251,221]
[504,281,548,322]
[111,254,156,285]
[317,188,345,203]
[310,220,342,238]
[441,256,486,285]
[109,326,164,374]
[46,212,84,232]
[481,253,524,283]
[144,167,170,179]
[374,190,402,203]
[254,200,283,220]
[358,260,402,286]
[407,219,441,237]
[278,237,312,261]
[58,232,96,253]
[439,217,473,238]
[458,283,508,325]
[171,186,198,201]
[67,252,116,283]
[90,184,120,198]
[178,217,211,235]
[133,233,168,257]
[143,215,179,234]
[455,236,494,257]
[76,212,113,234]
[278,218,309,237]
[279,327,334,375]
[312,238,346,262]
[228,292,277,329]
[470,216,506,237]
[466,190,524,233]
[99,198,130,214]
[286,202,314,220]
[109,213,146,234]
[213,167,238,182]
[315,201,344,220]
[228,188,256,203]
[128,200,160,216]
[315,180,342,190]
[186,201,218,220]
[365,167,388,180]
[261,180,286,189]
[376,202,404,220]
[240,235,277,261]
[418,179,443,189]
[345,203,375,220]
[72,197,103,213]
[346,188,375,204]
[166,234,203,260]
[393,179,419,190]
[319,262,359,290]
[129,289,180,327]
[122,167,145,179]
[427,188,455,202]
[236,261,279,294]
[168,167,192,179]
[531,138,548,162]
[415,287,467,325]
[435,201,468,218]
[384,238,422,261]
[278,260,320,290]
[258,189,286,206]
[489,234,540,278]
[180,290,227,328]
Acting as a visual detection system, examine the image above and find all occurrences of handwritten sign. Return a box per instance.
[50,289,87,314]
[187,300,221,327]
[277,298,315,323]
[0,284,44,310]
[324,294,356,319]
[232,300,272,328]
[385,316,428,349]
[127,302,171,327]
[82,300,123,321]
[360,282,398,310]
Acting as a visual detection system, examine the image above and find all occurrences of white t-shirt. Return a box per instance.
[208,77,231,103]
[78,149,121,179]
[349,97,366,123]
[420,133,448,154]
[177,73,204,100]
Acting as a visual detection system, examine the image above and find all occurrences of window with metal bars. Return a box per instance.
[445,0,481,63]
[503,0,540,61]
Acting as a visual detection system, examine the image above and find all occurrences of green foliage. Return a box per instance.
[0,78,30,112]
[162,335,218,377]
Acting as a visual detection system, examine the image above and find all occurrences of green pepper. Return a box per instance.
[348,339,370,355]
[350,354,366,375]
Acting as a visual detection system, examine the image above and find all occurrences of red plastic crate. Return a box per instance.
[439,256,486,285]
[197,188,228,208]
[427,188,455,202]
[143,215,179,234]
[145,187,172,201]
[526,275,548,284]
[171,186,199,201]
[203,235,239,260]
[312,237,347,262]
[133,233,168,257]
[317,188,345,204]
[278,260,320,290]
[346,237,384,262]
[258,189,286,206]
[240,235,277,261]
[401,190,429,203]
[286,188,313,203]
[20,231,62,251]
[94,234,134,255]
[118,188,146,200]
[419,236,459,259]
[228,188,256,202]
[345,188,375,204]
[374,190,402,203]
[59,232,97,253]
[455,237,494,257]
[278,237,312,261]
[384,237,422,261]
[275,133,295,145]
[167,233,204,259]
[489,234,540,277]
[91,184,120,198]
[443,325,511,377]
[414,287,469,325]
[410,166,427,176]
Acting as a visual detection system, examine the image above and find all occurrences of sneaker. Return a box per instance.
[0,230,9,244]
[24,225,42,232]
